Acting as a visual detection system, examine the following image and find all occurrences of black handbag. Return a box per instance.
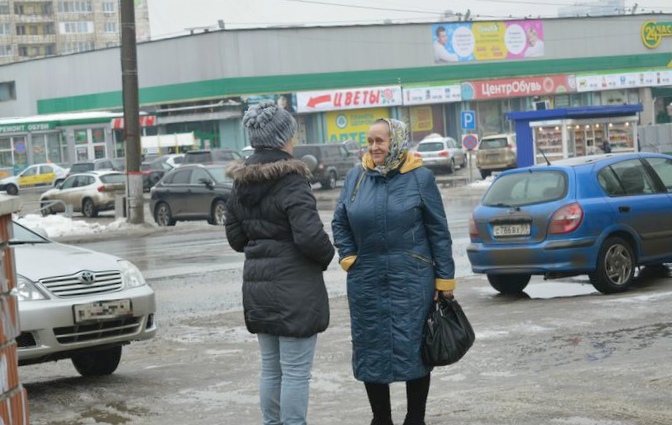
[422,294,475,367]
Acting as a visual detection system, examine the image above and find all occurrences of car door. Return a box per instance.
[52,175,80,211]
[188,167,215,219]
[600,158,672,260]
[165,167,192,218]
[17,165,39,188]
[37,165,57,186]
[70,175,95,212]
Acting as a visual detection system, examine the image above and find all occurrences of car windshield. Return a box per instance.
[70,163,94,173]
[417,141,445,152]
[480,138,509,149]
[482,170,567,207]
[10,221,48,244]
[100,174,126,184]
[204,166,230,183]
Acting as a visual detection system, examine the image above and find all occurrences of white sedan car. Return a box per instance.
[13,221,157,376]
[0,163,68,195]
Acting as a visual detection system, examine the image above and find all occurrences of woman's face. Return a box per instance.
[367,122,391,166]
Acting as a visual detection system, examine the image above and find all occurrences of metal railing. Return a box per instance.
[19,199,72,218]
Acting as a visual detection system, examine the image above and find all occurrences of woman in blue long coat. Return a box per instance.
[332,119,456,425]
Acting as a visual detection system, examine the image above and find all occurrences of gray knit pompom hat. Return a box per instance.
[243,101,297,149]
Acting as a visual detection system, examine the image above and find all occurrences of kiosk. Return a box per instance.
[508,105,643,167]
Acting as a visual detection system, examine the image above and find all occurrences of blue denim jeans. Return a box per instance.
[257,333,317,425]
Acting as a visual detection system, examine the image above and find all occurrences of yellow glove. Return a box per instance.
[339,255,357,272]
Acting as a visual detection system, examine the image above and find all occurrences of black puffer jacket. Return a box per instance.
[225,149,334,338]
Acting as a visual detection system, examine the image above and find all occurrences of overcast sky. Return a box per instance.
[147,0,672,40]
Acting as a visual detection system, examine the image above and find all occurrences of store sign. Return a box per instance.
[325,108,388,144]
[402,84,462,106]
[0,122,53,134]
[296,86,402,113]
[461,75,576,100]
[641,21,672,49]
[576,70,672,92]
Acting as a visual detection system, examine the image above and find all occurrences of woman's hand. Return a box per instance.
[434,290,454,301]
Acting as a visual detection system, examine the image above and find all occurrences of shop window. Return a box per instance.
[91,128,105,143]
[74,129,88,144]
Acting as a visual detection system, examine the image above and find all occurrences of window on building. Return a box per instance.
[29,25,38,35]
[57,1,92,13]
[18,46,27,56]
[0,45,11,57]
[14,5,23,15]
[0,138,13,169]
[61,21,93,34]
[16,25,26,35]
[104,22,117,33]
[102,2,115,13]
[0,1,9,15]
[61,41,94,54]
[45,23,55,34]
[45,45,55,55]
[0,23,10,35]
[0,80,13,100]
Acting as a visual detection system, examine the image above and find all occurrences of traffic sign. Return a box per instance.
[461,110,476,130]
[462,134,478,151]
[14,141,26,154]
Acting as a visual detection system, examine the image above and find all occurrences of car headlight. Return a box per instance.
[118,260,147,288]
[16,274,48,301]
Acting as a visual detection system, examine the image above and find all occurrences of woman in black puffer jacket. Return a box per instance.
[225,101,334,425]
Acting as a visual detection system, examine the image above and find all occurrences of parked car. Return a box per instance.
[293,143,358,189]
[0,163,68,195]
[66,158,117,177]
[150,164,233,226]
[39,171,126,217]
[111,157,126,172]
[140,160,172,191]
[475,133,518,178]
[342,139,366,160]
[467,152,672,295]
[12,220,156,376]
[241,145,254,158]
[183,149,243,164]
[152,153,185,168]
[412,136,467,174]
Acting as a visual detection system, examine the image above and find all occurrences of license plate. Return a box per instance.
[493,224,530,237]
[74,299,133,323]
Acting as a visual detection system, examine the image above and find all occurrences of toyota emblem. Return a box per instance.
[78,271,96,284]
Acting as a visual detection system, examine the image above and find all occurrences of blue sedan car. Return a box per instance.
[467,152,672,294]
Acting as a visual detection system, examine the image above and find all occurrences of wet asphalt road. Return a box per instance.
[12,164,672,425]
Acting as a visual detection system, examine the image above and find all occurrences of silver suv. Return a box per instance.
[475,133,517,178]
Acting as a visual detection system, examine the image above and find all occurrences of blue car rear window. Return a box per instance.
[482,170,567,207]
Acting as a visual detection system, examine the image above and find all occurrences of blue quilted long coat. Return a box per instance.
[332,154,455,383]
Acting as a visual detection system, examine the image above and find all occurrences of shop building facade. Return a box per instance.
[0,14,670,174]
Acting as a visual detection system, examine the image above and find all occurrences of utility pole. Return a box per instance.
[120,0,143,224]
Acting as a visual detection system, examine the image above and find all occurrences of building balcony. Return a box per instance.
[15,34,56,44]
[13,14,55,23]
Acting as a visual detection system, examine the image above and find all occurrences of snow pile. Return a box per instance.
[16,214,146,238]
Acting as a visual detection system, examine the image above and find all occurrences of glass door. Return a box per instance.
[74,128,108,160]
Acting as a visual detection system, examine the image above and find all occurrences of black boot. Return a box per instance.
[403,374,430,425]
[365,382,394,425]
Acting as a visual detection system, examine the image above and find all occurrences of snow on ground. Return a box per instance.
[15,214,149,238]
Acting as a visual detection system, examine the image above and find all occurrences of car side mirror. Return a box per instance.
[199,178,214,189]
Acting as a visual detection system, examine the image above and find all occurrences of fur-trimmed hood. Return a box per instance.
[226,149,312,207]
[226,158,312,184]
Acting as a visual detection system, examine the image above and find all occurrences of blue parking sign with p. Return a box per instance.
[461,110,475,130]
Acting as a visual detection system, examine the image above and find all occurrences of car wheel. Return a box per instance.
[588,236,635,294]
[322,171,337,190]
[82,198,98,218]
[209,199,226,226]
[40,201,53,217]
[447,159,456,174]
[487,274,531,294]
[480,170,491,179]
[6,184,17,196]
[154,202,176,227]
[71,346,122,377]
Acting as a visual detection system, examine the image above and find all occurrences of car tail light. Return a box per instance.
[318,162,325,170]
[413,152,422,157]
[438,150,449,157]
[97,185,106,193]
[548,202,583,234]
[469,214,479,239]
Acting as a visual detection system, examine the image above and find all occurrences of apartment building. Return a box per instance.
[0,0,150,65]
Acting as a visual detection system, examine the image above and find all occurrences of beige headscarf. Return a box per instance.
[372,118,410,176]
